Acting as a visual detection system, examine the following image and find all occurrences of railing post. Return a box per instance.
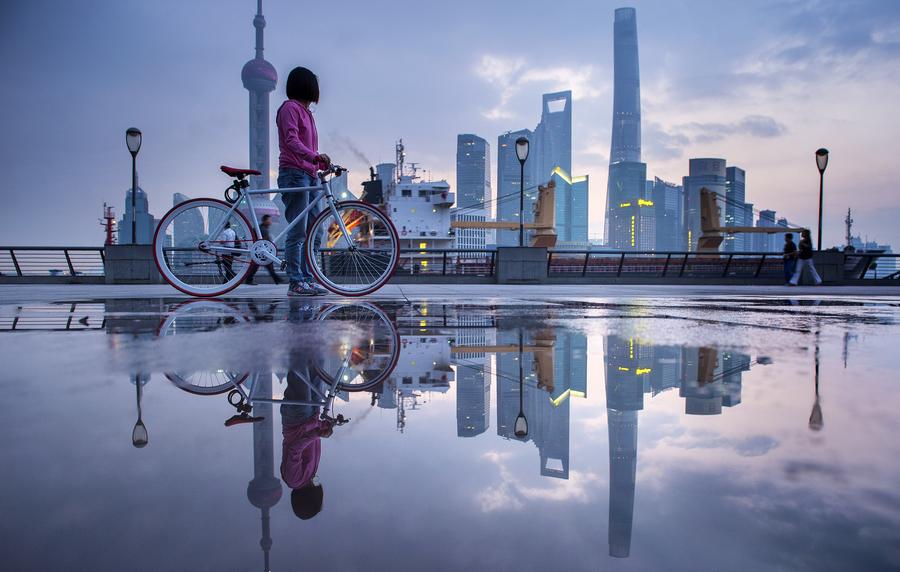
[678,253,689,277]
[616,253,626,277]
[661,253,671,277]
[64,249,76,276]
[489,252,495,277]
[722,254,733,277]
[442,251,447,276]
[546,252,553,274]
[754,254,766,278]
[10,249,22,277]
[582,252,590,276]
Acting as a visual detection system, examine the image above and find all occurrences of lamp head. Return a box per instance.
[515,137,529,163]
[815,148,829,173]
[514,413,528,437]
[126,127,142,155]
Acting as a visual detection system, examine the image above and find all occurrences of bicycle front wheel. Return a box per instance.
[305,201,400,296]
[153,198,256,297]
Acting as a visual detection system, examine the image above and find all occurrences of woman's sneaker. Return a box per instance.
[287,282,314,296]
[306,282,329,296]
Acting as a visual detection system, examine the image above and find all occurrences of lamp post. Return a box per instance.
[126,128,142,244]
[809,330,823,431]
[514,328,528,438]
[815,148,829,251]
[515,137,530,247]
[131,373,149,448]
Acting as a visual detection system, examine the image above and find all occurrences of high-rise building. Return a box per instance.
[535,92,573,180]
[170,193,203,247]
[682,158,726,251]
[241,0,281,221]
[496,91,575,246]
[724,166,747,252]
[752,209,778,252]
[550,167,590,245]
[455,134,493,251]
[456,134,492,210]
[118,177,156,244]
[605,8,647,250]
[496,129,535,246]
[648,177,684,251]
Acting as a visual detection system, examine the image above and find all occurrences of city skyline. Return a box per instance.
[2,0,899,249]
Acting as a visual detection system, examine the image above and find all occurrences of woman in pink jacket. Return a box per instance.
[277,67,331,296]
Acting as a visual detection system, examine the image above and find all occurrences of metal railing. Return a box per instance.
[1,246,896,281]
[0,246,105,277]
[395,249,496,277]
[546,250,900,280]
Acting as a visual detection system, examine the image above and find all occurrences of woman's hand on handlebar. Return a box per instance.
[314,153,332,170]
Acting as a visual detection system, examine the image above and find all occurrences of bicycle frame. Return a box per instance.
[205,174,354,265]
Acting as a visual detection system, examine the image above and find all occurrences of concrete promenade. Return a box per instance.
[2,283,899,304]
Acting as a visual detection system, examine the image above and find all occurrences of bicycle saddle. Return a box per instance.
[220,165,261,178]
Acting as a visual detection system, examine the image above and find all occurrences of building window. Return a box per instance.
[402,189,412,197]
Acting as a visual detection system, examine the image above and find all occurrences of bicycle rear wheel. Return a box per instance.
[154,198,256,297]
[314,302,400,392]
[305,201,399,296]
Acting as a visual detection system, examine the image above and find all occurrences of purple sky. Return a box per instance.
[2,0,899,248]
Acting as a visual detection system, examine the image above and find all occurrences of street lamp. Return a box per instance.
[815,148,829,251]
[515,137,530,247]
[126,128,142,244]
[809,332,823,431]
[514,328,528,438]
[131,373,149,448]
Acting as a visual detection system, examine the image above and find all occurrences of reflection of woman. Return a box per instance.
[281,299,332,519]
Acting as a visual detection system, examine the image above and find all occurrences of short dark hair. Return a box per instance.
[785,233,793,239]
[291,484,323,520]
[262,214,271,222]
[286,67,319,103]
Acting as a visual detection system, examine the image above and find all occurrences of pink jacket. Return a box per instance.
[277,99,319,176]
[281,415,329,489]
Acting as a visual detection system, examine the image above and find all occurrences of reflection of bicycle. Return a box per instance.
[153,164,400,297]
[157,299,400,424]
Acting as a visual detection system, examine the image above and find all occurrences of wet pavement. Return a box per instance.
[2,289,900,571]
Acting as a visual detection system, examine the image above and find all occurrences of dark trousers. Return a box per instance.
[783,258,797,283]
[245,261,281,284]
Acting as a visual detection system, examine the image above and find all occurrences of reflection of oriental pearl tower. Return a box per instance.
[241,0,281,222]
[246,372,282,572]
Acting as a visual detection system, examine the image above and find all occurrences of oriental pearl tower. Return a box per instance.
[241,0,281,221]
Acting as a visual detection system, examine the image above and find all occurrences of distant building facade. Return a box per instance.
[455,134,493,252]
[682,158,726,251]
[605,8,647,251]
[647,177,684,251]
[119,180,156,245]
[724,166,747,252]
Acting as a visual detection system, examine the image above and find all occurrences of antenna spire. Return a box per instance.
[254,0,266,59]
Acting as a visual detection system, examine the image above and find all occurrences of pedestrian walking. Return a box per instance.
[244,214,282,285]
[783,233,798,284]
[789,229,823,285]
[218,221,237,281]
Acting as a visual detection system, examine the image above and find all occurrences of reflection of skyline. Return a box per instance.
[604,335,755,558]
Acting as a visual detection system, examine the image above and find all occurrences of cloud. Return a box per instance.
[474,54,607,120]
[684,115,788,144]
[476,451,601,513]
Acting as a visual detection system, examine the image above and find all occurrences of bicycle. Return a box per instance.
[153,164,401,297]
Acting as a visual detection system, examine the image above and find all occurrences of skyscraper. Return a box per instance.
[496,91,576,246]
[724,167,747,252]
[605,7,647,250]
[682,158,726,251]
[648,177,684,251]
[241,0,281,220]
[550,167,590,245]
[496,129,534,246]
[456,134,492,210]
[118,177,156,244]
[455,134,493,251]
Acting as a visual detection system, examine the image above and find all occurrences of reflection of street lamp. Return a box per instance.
[126,128,142,244]
[809,332,823,431]
[815,148,829,251]
[514,329,528,437]
[131,373,149,448]
[515,137,530,247]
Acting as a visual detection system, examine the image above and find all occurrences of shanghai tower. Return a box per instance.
[605,8,647,250]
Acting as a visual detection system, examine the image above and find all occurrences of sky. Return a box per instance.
[2,0,900,248]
